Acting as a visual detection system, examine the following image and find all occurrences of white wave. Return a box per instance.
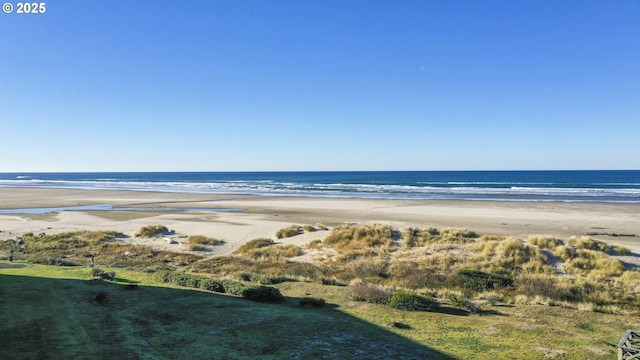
[1,178,639,202]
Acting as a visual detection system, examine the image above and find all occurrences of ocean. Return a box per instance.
[0,171,639,203]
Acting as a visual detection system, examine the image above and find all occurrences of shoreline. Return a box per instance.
[1,187,639,254]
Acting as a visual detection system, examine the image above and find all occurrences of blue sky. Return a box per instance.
[1,0,638,171]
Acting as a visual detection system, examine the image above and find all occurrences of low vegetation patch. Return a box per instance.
[235,238,275,254]
[324,224,396,251]
[276,225,302,239]
[241,285,285,303]
[135,225,170,238]
[403,227,478,247]
[305,239,322,250]
[344,280,392,304]
[528,236,564,250]
[458,269,513,293]
[187,235,224,246]
[156,270,227,293]
[299,297,326,307]
[388,291,439,312]
[245,244,302,260]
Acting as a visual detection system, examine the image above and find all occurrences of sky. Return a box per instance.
[1,0,638,172]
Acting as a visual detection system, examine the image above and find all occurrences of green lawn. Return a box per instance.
[1,261,637,359]
[0,262,449,360]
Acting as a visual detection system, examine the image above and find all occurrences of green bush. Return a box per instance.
[241,286,285,303]
[458,269,513,292]
[516,274,584,302]
[221,280,249,296]
[100,271,116,282]
[388,291,439,312]
[155,270,226,293]
[91,268,105,277]
[447,294,479,313]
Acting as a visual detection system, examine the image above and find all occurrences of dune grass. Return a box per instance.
[135,225,170,238]
[323,224,397,251]
[234,238,275,254]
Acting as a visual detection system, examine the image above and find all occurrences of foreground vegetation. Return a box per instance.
[2,223,640,358]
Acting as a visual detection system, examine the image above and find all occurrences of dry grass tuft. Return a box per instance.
[235,238,275,254]
[187,235,224,246]
[323,224,397,251]
[135,225,169,238]
[528,236,564,250]
[403,227,478,248]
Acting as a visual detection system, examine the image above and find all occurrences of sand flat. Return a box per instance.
[1,187,639,254]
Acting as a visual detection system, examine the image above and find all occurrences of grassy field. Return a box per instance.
[1,262,637,359]
[2,226,640,359]
[0,263,447,360]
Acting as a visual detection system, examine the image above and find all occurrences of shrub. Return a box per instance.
[276,225,302,239]
[221,280,248,296]
[344,281,392,304]
[458,269,513,293]
[321,278,346,286]
[187,235,224,246]
[299,297,326,307]
[135,225,169,238]
[200,278,225,292]
[253,275,292,285]
[241,286,285,303]
[91,268,105,277]
[155,270,226,293]
[101,271,116,282]
[235,238,275,254]
[447,294,479,313]
[388,291,439,312]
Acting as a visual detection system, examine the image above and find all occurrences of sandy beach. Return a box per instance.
[1,187,639,255]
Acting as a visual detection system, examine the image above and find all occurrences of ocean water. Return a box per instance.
[0,171,639,203]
